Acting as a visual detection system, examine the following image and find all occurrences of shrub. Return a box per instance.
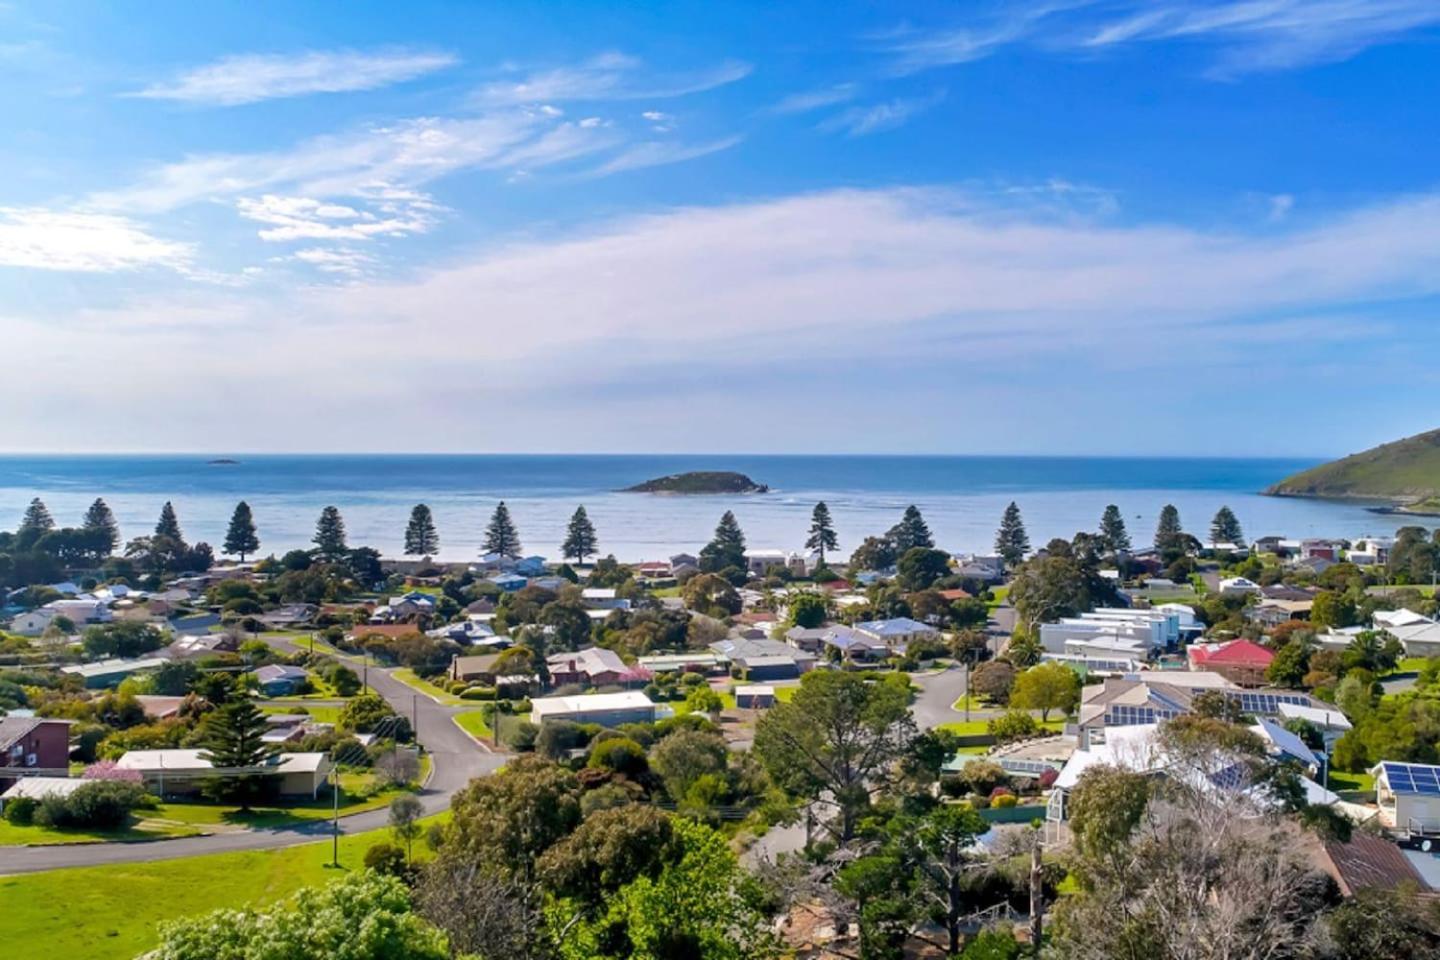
[988,709,1039,743]
[992,794,1019,809]
[459,686,495,701]
[1037,768,1059,790]
[505,720,539,751]
[967,792,991,810]
[960,759,1008,795]
[363,841,408,877]
[4,795,37,825]
[587,737,648,777]
[82,759,144,782]
[940,775,967,798]
[36,780,152,830]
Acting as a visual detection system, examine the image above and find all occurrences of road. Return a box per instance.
[0,639,505,875]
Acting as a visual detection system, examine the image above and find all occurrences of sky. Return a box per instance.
[2,0,1439,457]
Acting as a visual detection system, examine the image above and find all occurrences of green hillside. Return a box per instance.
[1266,428,1440,500]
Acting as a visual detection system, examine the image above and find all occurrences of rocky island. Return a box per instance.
[622,471,768,494]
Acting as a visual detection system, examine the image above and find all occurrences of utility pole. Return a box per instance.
[1029,829,1045,956]
[331,767,339,868]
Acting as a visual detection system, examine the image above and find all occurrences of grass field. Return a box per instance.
[1327,769,1376,794]
[937,716,1067,737]
[0,817,200,846]
[0,816,444,960]
[260,704,342,724]
[392,668,464,705]
[453,710,494,740]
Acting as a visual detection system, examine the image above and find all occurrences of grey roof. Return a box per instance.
[255,664,307,683]
[0,716,43,750]
[855,617,938,638]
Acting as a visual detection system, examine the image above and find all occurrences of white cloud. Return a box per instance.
[819,92,945,136]
[0,207,191,272]
[9,186,1440,450]
[292,247,374,276]
[132,48,458,106]
[770,83,859,114]
[235,193,440,242]
[474,52,751,105]
[579,136,742,177]
[886,0,1440,75]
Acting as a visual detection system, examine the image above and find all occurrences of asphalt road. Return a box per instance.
[0,641,504,875]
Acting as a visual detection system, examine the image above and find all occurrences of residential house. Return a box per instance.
[1185,639,1275,687]
[743,549,790,577]
[1373,761,1440,836]
[134,695,186,720]
[1313,832,1433,897]
[1385,622,1440,659]
[8,608,57,637]
[711,636,816,680]
[428,619,498,646]
[853,617,940,654]
[1348,537,1395,566]
[514,556,548,577]
[258,603,318,628]
[530,691,657,727]
[170,612,222,635]
[634,561,672,579]
[1300,539,1342,562]
[581,588,630,612]
[1,777,87,809]
[1245,598,1313,628]
[254,664,309,696]
[636,652,725,675]
[488,572,528,592]
[47,598,111,625]
[1218,577,1262,596]
[951,554,1006,583]
[449,653,504,685]
[1074,671,1331,742]
[735,685,776,709]
[164,632,239,659]
[116,749,333,798]
[669,553,699,577]
[0,717,71,778]
[1277,701,1352,750]
[1374,608,1433,631]
[546,646,634,687]
[1292,555,1337,576]
[61,657,167,689]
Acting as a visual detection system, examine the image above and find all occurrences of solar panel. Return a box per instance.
[1382,761,1440,794]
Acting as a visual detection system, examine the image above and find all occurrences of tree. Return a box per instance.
[18,497,55,539]
[1210,505,1244,545]
[151,871,448,960]
[82,621,166,659]
[970,660,1016,704]
[753,670,915,843]
[1311,589,1357,629]
[995,502,1029,569]
[312,505,348,561]
[82,498,120,556]
[897,547,950,592]
[404,503,439,556]
[1154,503,1184,554]
[650,728,729,804]
[849,535,898,573]
[1009,555,1091,629]
[805,501,839,564]
[560,506,598,563]
[198,699,275,809]
[904,803,991,955]
[699,511,746,574]
[889,505,934,552]
[1266,638,1313,688]
[155,501,184,542]
[223,501,260,561]
[682,573,741,618]
[786,591,828,629]
[1009,661,1080,721]
[483,501,521,558]
[1098,504,1130,554]
[389,793,425,862]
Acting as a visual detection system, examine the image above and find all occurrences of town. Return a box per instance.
[2,493,1438,959]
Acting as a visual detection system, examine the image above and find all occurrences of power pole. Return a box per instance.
[331,768,340,868]
[1029,829,1045,956]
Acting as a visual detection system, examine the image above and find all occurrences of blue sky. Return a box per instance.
[3,0,1440,456]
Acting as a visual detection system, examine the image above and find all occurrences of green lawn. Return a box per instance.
[937,716,1067,737]
[260,704,342,724]
[392,668,464,705]
[454,710,494,740]
[0,816,444,960]
[0,817,201,846]
[1327,770,1375,794]
[986,586,1010,609]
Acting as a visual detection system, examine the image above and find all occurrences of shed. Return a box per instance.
[735,685,776,709]
[1374,761,1440,837]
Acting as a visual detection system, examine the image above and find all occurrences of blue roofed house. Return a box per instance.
[853,617,940,656]
[489,572,528,592]
[1374,761,1440,839]
[254,664,309,696]
[515,556,548,576]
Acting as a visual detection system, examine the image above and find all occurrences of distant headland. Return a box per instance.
[1266,427,1440,515]
[622,471,768,494]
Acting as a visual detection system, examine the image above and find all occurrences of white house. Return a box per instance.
[1219,577,1262,596]
[46,598,111,625]
[115,749,332,798]
[1374,761,1440,837]
[8,608,57,637]
[530,691,657,727]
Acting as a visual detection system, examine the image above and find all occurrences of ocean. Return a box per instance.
[0,454,1418,564]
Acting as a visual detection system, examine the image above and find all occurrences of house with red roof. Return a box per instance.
[1186,638,1275,687]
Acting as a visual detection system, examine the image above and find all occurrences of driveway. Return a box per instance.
[0,637,504,875]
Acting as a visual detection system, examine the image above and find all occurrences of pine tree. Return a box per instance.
[560,505,598,563]
[1099,504,1131,554]
[19,497,54,536]
[482,501,521,559]
[223,501,260,561]
[82,498,120,555]
[313,505,348,561]
[1210,506,1244,546]
[995,501,1030,569]
[889,505,934,552]
[1155,504,1184,553]
[404,504,439,556]
[805,501,839,564]
[700,510,747,573]
[155,501,184,542]
[199,699,276,809]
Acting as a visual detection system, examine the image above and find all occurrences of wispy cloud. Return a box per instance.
[474,52,751,105]
[770,83,859,114]
[291,247,374,277]
[819,91,945,137]
[579,136,742,177]
[0,207,191,272]
[884,0,1440,76]
[132,48,458,106]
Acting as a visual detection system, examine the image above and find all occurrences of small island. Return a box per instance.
[622,471,769,495]
[207,458,240,465]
